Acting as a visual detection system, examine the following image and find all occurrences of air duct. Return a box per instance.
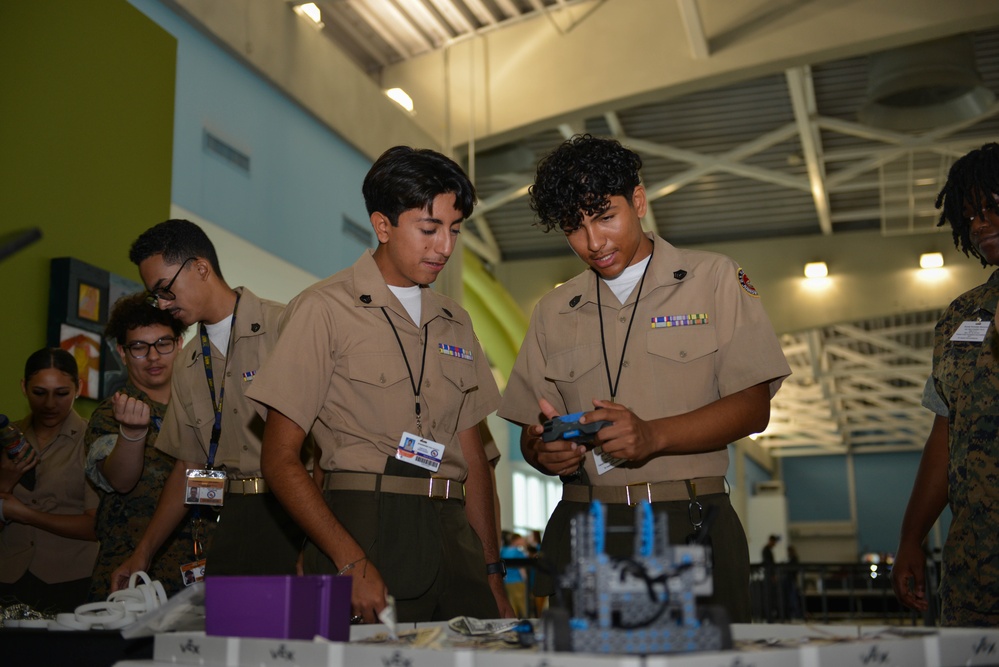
[860,35,995,132]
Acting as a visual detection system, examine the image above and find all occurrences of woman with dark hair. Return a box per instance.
[0,348,99,612]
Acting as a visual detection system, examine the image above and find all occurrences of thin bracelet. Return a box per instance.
[119,426,149,442]
[337,556,368,576]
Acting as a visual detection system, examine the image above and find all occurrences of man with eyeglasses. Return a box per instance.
[84,292,216,599]
[108,219,302,590]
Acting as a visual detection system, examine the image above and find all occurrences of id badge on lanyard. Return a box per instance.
[184,468,226,506]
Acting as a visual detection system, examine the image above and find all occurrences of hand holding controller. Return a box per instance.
[542,412,612,446]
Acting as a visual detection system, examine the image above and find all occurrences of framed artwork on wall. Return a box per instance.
[48,257,143,400]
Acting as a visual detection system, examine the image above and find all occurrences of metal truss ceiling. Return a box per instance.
[294,2,998,456]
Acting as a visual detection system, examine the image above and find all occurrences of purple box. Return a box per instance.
[205,575,352,641]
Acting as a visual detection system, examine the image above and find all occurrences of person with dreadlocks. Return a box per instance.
[892,142,999,626]
[497,135,790,621]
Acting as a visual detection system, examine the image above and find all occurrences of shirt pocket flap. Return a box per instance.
[545,344,603,383]
[647,327,718,363]
[439,355,479,393]
[348,353,410,387]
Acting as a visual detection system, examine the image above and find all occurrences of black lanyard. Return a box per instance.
[381,308,429,436]
[199,294,240,468]
[596,247,653,402]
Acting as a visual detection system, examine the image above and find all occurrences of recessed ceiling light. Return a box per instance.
[293,2,323,27]
[919,252,944,269]
[804,262,828,279]
[385,87,414,113]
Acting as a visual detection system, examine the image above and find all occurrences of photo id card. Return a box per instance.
[184,468,226,506]
[593,446,625,476]
[396,431,444,473]
[180,559,206,587]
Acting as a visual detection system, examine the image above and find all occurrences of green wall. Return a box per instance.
[0,1,176,416]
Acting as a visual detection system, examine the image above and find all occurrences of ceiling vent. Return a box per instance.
[860,35,995,132]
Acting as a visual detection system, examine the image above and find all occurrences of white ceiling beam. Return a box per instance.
[491,0,520,19]
[676,0,709,59]
[460,226,501,265]
[470,213,502,264]
[347,0,422,57]
[395,0,454,44]
[322,11,393,68]
[428,0,476,34]
[467,178,533,220]
[558,123,583,139]
[646,122,799,198]
[462,0,499,25]
[785,66,832,235]
[625,136,810,192]
[603,111,625,138]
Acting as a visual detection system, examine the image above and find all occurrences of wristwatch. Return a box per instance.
[485,561,507,577]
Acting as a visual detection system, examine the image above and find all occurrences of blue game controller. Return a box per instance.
[542,412,612,445]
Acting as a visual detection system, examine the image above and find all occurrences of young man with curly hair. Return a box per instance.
[892,143,999,626]
[85,292,216,599]
[498,135,790,621]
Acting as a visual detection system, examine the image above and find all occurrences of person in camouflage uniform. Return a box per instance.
[85,293,214,599]
[893,143,999,626]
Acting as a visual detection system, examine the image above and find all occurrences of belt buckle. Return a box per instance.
[428,477,451,500]
[625,482,652,506]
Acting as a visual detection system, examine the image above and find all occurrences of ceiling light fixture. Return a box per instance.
[293,2,323,27]
[803,262,828,279]
[919,252,944,269]
[385,88,414,113]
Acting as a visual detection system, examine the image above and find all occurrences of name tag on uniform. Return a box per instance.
[951,320,990,342]
[396,431,444,473]
[593,446,625,475]
[185,468,226,506]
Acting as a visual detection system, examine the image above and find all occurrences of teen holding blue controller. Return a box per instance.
[498,135,790,621]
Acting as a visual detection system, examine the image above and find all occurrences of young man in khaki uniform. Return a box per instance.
[109,220,302,590]
[497,135,790,621]
[248,147,512,623]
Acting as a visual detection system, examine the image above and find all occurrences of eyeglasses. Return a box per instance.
[124,336,179,359]
[146,257,196,307]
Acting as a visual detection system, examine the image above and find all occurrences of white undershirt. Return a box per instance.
[388,285,423,325]
[601,255,651,303]
[205,316,232,357]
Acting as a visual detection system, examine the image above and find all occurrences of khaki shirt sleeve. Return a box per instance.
[498,302,566,427]
[710,259,790,399]
[154,352,204,464]
[246,290,333,433]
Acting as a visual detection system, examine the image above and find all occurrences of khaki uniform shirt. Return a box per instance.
[155,287,284,476]
[247,250,501,482]
[498,234,790,484]
[0,411,99,584]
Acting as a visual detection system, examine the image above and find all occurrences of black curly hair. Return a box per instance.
[104,292,186,345]
[362,146,476,225]
[936,142,999,267]
[529,134,643,232]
